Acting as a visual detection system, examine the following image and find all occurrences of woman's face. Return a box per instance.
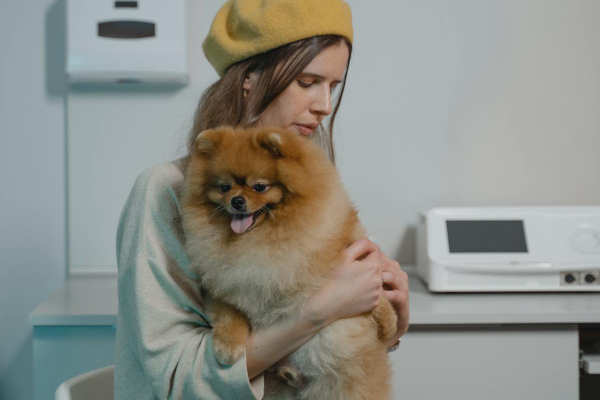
[248,42,350,138]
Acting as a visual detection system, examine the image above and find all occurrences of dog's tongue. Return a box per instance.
[231,214,253,234]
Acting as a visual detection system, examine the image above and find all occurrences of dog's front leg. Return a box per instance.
[372,297,398,343]
[206,300,251,365]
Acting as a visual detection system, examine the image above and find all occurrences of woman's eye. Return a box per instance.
[253,184,267,193]
[220,184,232,193]
[297,79,312,88]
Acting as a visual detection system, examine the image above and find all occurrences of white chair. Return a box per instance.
[55,365,114,400]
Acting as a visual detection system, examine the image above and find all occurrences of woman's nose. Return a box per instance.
[311,85,333,116]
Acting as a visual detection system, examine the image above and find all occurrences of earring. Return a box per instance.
[243,89,248,98]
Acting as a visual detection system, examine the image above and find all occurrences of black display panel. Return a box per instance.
[115,1,138,8]
[98,21,155,39]
[446,220,528,253]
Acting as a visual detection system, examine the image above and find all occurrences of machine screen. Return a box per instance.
[446,220,528,253]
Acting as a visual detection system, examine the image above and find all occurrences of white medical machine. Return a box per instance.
[66,0,188,84]
[417,207,600,292]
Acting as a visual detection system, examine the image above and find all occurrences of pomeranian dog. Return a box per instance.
[182,126,397,400]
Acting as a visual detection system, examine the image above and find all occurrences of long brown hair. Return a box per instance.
[186,35,352,164]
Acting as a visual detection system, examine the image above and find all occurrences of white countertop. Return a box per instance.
[29,267,600,327]
[30,275,118,326]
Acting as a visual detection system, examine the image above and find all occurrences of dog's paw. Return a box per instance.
[379,313,398,341]
[212,335,246,365]
[207,301,250,365]
[276,366,301,388]
[375,299,398,341]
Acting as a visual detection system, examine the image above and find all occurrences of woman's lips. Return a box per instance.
[294,124,317,137]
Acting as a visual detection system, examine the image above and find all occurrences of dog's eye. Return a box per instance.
[219,184,232,193]
[253,183,267,193]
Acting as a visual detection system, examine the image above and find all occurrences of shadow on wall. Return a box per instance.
[0,1,69,399]
[0,333,34,400]
[0,2,69,400]
[46,0,65,98]
[395,225,417,266]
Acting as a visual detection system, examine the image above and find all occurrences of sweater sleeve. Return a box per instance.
[114,163,264,400]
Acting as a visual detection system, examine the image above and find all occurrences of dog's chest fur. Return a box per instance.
[190,230,335,328]
[185,188,359,328]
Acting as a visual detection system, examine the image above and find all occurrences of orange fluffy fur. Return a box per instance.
[182,127,397,400]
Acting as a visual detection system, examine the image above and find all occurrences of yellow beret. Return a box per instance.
[203,0,353,77]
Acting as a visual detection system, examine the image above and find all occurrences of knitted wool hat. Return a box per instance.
[203,0,353,77]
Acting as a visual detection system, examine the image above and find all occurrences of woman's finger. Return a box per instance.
[381,255,401,272]
[382,272,396,287]
[382,289,401,304]
[342,237,379,262]
[382,261,405,285]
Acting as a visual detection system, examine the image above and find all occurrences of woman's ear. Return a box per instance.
[243,77,251,92]
[243,72,259,98]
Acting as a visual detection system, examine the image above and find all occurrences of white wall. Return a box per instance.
[0,0,66,399]
[66,0,222,273]
[339,0,600,261]
[68,0,600,274]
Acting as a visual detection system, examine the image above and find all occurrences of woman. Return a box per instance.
[114,0,409,399]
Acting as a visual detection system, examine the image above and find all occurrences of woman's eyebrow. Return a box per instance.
[299,72,342,85]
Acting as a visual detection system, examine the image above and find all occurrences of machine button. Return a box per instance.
[571,227,600,254]
[578,233,599,249]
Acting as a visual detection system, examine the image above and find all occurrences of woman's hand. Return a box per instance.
[381,253,410,346]
[245,239,409,379]
[307,237,384,325]
[306,237,410,347]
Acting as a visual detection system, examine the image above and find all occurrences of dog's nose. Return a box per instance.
[231,196,246,211]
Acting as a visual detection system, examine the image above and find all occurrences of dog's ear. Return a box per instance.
[255,131,285,157]
[255,129,304,160]
[194,129,222,157]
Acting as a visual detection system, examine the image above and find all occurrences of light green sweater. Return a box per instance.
[114,159,264,399]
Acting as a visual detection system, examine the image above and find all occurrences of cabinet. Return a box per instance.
[30,269,600,400]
